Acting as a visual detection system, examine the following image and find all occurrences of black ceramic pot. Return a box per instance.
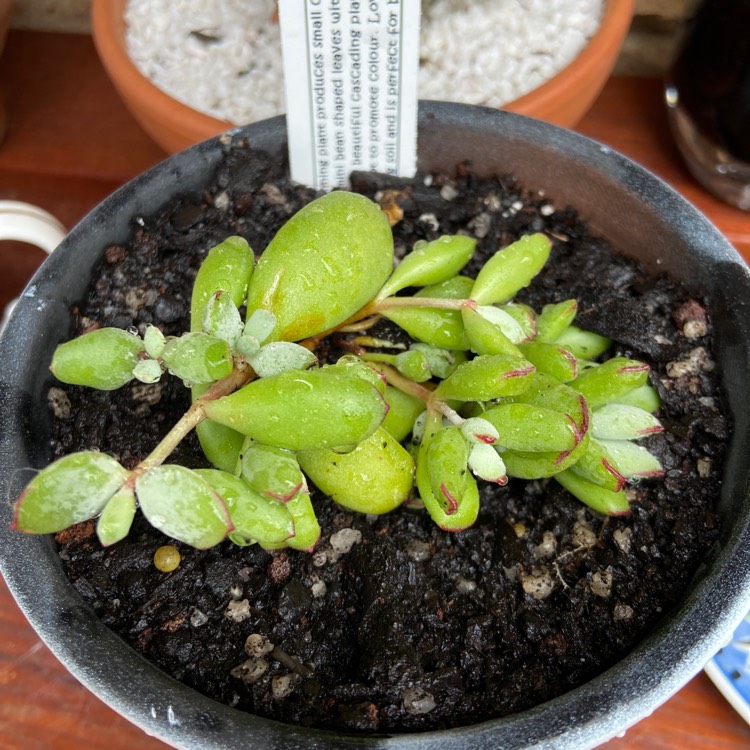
[2,103,750,749]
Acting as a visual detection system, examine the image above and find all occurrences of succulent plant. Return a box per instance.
[12,190,665,551]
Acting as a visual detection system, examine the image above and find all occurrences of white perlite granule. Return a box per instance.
[125,0,603,125]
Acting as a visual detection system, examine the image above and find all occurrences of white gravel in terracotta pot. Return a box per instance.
[125,0,603,124]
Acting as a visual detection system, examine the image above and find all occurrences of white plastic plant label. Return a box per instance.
[279,0,420,190]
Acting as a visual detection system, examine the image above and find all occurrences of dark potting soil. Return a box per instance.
[50,141,728,734]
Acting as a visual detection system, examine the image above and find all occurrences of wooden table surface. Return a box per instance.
[1,30,750,750]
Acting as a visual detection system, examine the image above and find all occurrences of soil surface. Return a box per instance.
[51,142,728,733]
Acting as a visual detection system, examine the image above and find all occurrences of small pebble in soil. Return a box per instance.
[153,544,181,572]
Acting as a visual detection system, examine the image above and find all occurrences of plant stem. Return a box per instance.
[367,361,464,426]
[137,367,253,472]
[375,296,469,312]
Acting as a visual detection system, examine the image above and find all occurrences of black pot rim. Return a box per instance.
[2,101,750,750]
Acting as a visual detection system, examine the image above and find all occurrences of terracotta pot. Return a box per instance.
[1,103,749,749]
[91,0,634,154]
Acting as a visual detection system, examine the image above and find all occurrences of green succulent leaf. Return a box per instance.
[381,385,426,442]
[190,235,255,332]
[96,484,137,546]
[13,451,129,533]
[377,235,476,299]
[419,274,475,300]
[568,438,628,492]
[591,403,663,441]
[610,383,662,413]
[203,366,388,451]
[135,465,232,548]
[416,432,479,531]
[245,191,394,342]
[596,439,665,480]
[570,357,650,409]
[381,305,469,350]
[426,426,470,514]
[395,349,431,382]
[192,383,245,473]
[481,402,578,453]
[434,354,535,402]
[298,427,414,514]
[555,469,631,515]
[497,303,537,340]
[535,299,577,342]
[248,341,317,378]
[202,291,244,347]
[518,340,578,382]
[410,343,461,379]
[239,441,305,502]
[468,442,508,484]
[501,445,586,479]
[554,326,612,360]
[143,325,166,358]
[244,309,277,344]
[195,469,294,549]
[161,332,233,384]
[470,233,551,305]
[461,305,522,356]
[460,417,499,445]
[51,328,144,391]
[335,355,387,393]
[476,305,529,343]
[132,358,163,384]
[283,490,321,552]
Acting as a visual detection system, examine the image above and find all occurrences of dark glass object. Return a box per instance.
[665,0,750,209]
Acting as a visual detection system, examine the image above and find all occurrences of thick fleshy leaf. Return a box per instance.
[203,366,388,451]
[416,436,479,531]
[535,299,577,342]
[298,427,414,514]
[418,275,474,300]
[395,349,431,382]
[410,344,460,379]
[245,191,393,342]
[283,491,321,552]
[501,444,587,479]
[481,402,578,453]
[597,439,665,480]
[381,306,469,350]
[496,303,537,340]
[132,358,163,384]
[434,354,535,402]
[555,469,631,515]
[460,417,499,445]
[161,332,233,384]
[570,357,650,409]
[190,235,255,332]
[554,326,612,360]
[612,383,662,413]
[192,383,245,473]
[470,233,551,305]
[568,438,627,492]
[468,442,507,484]
[51,328,144,391]
[476,305,528,343]
[377,235,476,299]
[240,441,305,502]
[202,291,244,347]
[13,451,129,533]
[461,305,521,356]
[244,309,277,344]
[335,355,387,393]
[195,469,294,549]
[381,386,425,442]
[427,426,470,514]
[591,403,663,441]
[518,340,578,382]
[135,465,233,548]
[143,325,166,358]
[248,341,317,378]
[96,484,137,546]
